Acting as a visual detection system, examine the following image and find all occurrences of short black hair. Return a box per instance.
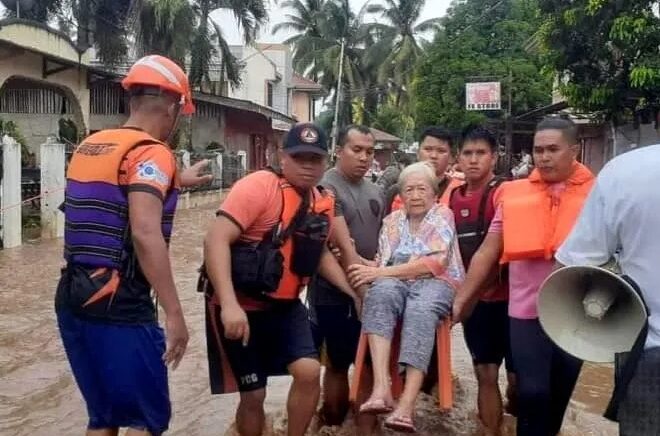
[536,116,578,144]
[419,126,453,148]
[461,125,497,152]
[337,124,373,148]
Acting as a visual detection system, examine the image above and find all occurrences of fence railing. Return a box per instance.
[1,135,65,249]
[175,150,247,192]
[1,141,247,249]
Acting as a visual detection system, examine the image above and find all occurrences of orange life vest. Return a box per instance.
[499,163,595,263]
[260,177,335,300]
[237,177,335,300]
[390,176,463,211]
[64,128,177,269]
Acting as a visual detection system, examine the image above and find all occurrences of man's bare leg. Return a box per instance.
[237,388,267,436]
[505,371,518,416]
[354,366,378,434]
[475,364,503,436]
[287,357,321,436]
[320,366,350,425]
[87,429,118,436]
[125,429,151,436]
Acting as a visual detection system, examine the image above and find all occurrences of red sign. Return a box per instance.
[466,82,501,111]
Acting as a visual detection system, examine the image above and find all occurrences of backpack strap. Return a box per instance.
[272,177,310,246]
[474,177,505,242]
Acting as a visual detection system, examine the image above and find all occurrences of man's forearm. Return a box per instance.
[457,251,499,305]
[133,232,182,316]
[319,249,357,299]
[204,240,239,308]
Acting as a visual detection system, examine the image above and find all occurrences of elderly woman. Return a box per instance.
[347,161,465,433]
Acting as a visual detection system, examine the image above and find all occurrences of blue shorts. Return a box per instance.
[57,309,170,435]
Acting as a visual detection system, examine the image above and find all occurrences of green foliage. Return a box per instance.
[137,0,195,66]
[16,0,266,89]
[276,0,438,129]
[0,118,31,165]
[538,0,660,123]
[413,0,552,131]
[58,118,79,144]
[371,103,415,143]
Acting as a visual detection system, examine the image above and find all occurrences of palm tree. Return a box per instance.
[276,0,369,126]
[135,0,267,88]
[135,0,195,65]
[366,0,439,106]
[272,0,326,80]
[188,0,267,89]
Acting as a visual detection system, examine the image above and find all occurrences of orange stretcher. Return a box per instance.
[349,318,453,411]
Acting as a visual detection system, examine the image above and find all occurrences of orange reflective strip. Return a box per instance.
[82,269,120,307]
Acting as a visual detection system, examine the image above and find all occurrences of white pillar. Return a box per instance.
[1,135,22,248]
[40,137,66,239]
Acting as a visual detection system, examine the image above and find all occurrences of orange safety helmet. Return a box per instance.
[121,55,195,115]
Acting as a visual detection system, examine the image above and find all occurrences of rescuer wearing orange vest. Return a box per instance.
[56,55,212,436]
[202,123,356,436]
[387,127,464,212]
[452,117,595,436]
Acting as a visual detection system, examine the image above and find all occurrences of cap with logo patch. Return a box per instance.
[283,123,328,156]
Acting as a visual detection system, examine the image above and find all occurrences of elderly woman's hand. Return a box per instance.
[347,264,383,288]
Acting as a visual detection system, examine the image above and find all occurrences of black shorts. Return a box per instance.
[206,299,318,393]
[463,300,514,372]
[311,303,361,372]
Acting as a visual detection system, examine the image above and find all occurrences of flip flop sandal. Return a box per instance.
[359,399,394,415]
[384,414,417,433]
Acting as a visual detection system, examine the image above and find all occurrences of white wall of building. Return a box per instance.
[259,45,292,115]
[227,46,279,108]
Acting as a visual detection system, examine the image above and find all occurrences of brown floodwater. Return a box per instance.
[0,205,617,435]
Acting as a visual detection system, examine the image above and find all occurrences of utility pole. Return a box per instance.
[330,38,345,158]
[504,68,513,173]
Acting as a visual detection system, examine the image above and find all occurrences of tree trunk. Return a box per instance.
[362,87,378,125]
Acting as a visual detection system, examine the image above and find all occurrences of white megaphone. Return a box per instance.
[538,262,647,363]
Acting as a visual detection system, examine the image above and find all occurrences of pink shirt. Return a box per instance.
[488,183,565,319]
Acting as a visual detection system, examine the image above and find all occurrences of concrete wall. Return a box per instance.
[292,91,311,122]
[0,21,91,66]
[192,112,225,152]
[0,49,89,131]
[613,123,660,154]
[0,113,63,157]
[0,30,89,159]
[88,114,128,132]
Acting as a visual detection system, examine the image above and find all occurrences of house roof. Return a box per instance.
[370,127,401,143]
[291,73,323,91]
[193,92,295,124]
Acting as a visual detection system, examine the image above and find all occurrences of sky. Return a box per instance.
[0,1,453,44]
[212,0,453,45]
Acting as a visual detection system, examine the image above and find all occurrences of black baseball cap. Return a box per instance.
[283,123,328,156]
